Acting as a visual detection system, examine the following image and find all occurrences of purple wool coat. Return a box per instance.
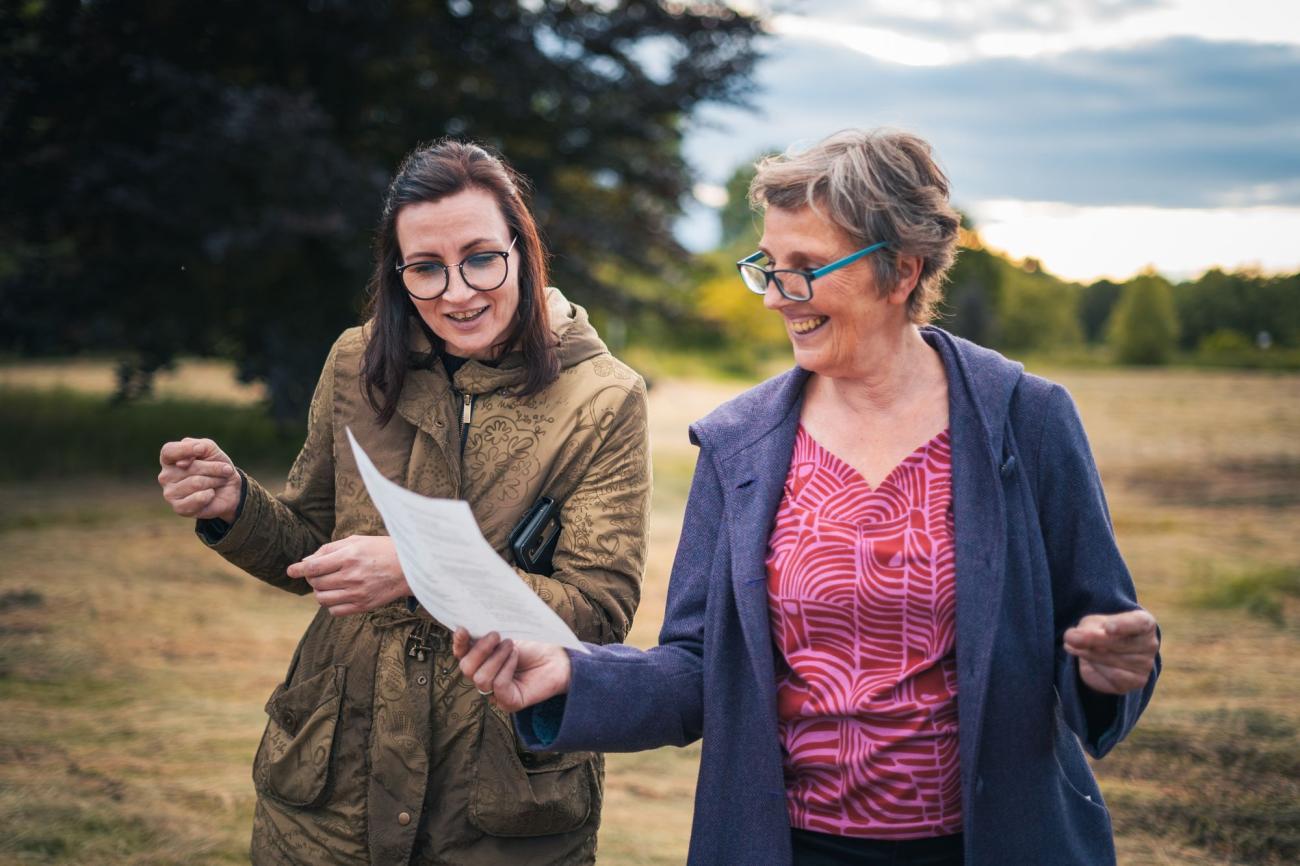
[519,327,1159,865]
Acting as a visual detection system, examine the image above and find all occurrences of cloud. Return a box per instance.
[969,199,1300,282]
[684,36,1300,211]
[758,0,1300,60]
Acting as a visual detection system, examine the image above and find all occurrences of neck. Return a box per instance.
[813,324,938,415]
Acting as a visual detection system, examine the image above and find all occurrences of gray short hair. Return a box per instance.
[749,129,960,324]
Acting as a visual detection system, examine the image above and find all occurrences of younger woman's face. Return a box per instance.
[396,187,520,360]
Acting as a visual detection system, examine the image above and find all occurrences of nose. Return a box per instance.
[441,265,476,303]
[762,279,789,311]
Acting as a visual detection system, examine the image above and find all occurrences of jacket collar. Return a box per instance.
[394,287,609,433]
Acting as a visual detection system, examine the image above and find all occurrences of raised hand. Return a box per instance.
[287,535,410,616]
[452,629,572,713]
[1064,609,1159,695]
[158,437,242,523]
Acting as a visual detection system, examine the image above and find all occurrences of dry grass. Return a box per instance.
[1,362,1298,864]
[0,359,266,405]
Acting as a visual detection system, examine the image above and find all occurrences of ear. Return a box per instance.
[887,254,923,305]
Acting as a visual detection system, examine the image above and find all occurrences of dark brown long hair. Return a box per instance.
[361,139,559,425]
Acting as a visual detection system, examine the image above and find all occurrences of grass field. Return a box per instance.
[1,359,1298,864]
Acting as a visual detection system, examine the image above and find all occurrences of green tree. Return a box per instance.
[0,0,762,420]
[940,220,1003,347]
[1107,273,1180,365]
[1175,268,1300,351]
[718,158,767,248]
[991,258,1080,353]
[1079,279,1122,344]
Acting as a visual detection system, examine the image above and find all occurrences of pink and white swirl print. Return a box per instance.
[766,424,961,839]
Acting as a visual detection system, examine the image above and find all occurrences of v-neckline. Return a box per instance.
[798,424,950,492]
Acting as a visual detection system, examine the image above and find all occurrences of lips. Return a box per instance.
[789,315,828,335]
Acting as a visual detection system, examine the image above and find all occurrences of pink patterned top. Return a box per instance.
[765,424,961,839]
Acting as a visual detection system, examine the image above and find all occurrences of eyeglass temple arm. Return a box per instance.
[809,241,888,278]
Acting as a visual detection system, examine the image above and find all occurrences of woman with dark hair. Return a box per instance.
[157,139,650,865]
[455,129,1159,866]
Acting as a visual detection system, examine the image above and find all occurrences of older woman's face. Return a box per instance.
[396,188,520,360]
[759,205,907,379]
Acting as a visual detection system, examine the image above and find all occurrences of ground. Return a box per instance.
[0,361,1297,864]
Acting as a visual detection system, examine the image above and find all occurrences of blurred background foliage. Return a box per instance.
[0,0,762,421]
[3,0,1298,429]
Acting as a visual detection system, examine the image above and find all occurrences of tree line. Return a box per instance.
[690,163,1300,370]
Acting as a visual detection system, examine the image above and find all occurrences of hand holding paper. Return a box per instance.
[346,428,588,653]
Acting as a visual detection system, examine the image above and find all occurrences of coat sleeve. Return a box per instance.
[196,339,340,594]
[516,441,720,754]
[1032,382,1160,758]
[518,379,651,645]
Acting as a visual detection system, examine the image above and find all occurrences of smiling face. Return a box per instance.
[759,204,910,380]
[395,187,520,360]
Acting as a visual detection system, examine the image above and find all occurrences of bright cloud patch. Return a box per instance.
[968,199,1300,282]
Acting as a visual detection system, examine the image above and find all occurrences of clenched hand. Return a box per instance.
[158,437,242,523]
[1064,609,1159,695]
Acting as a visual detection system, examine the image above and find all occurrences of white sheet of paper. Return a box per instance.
[346,427,588,653]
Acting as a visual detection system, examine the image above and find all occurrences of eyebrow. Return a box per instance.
[756,246,819,267]
[405,237,505,260]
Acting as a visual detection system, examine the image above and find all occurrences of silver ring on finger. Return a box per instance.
[476,687,493,697]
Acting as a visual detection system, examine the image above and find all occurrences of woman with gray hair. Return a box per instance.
[454,129,1160,865]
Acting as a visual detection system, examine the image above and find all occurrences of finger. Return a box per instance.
[288,549,348,579]
[1067,626,1157,654]
[472,640,515,695]
[158,464,188,485]
[1102,609,1157,637]
[312,588,358,609]
[183,437,223,460]
[177,458,234,479]
[304,572,350,592]
[492,644,520,696]
[166,473,227,501]
[458,632,502,679]
[452,628,471,659]
[1063,627,1109,650]
[326,602,365,617]
[1065,646,1158,667]
[159,440,192,466]
[1081,662,1149,694]
[171,487,218,516]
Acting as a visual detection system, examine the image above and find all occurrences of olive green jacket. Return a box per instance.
[204,289,650,865]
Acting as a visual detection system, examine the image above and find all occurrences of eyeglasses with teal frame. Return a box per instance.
[736,241,889,302]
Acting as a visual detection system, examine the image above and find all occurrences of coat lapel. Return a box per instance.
[718,371,808,698]
[926,327,1022,797]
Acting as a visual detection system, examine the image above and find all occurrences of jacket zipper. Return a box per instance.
[459,391,474,456]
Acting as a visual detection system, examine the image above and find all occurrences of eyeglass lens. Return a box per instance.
[738,264,811,301]
[403,252,509,299]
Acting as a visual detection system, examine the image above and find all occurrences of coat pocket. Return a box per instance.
[253,664,347,809]
[468,705,600,838]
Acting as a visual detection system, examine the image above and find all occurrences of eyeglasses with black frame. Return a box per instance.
[396,236,518,301]
[736,240,888,302]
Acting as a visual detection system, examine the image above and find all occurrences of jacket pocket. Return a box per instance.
[468,704,600,838]
[253,664,347,809]
[1052,709,1112,820]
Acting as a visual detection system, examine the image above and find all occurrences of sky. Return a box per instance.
[677,0,1300,283]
